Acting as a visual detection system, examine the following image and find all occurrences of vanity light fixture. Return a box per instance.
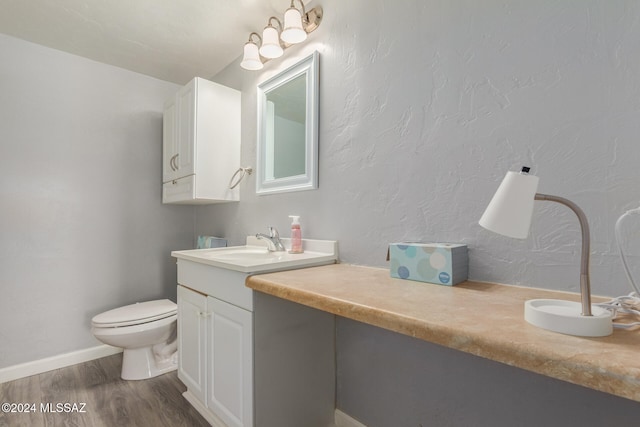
[240,1,323,70]
[479,166,613,337]
[240,32,264,71]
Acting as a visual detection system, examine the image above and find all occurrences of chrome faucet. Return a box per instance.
[255,226,286,252]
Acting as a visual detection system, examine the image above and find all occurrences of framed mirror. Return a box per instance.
[256,51,319,194]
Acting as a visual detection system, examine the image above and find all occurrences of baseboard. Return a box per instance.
[0,344,122,384]
[335,409,368,427]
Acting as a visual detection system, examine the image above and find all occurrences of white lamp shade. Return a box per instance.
[479,171,540,239]
[281,7,307,44]
[240,42,263,70]
[259,26,283,59]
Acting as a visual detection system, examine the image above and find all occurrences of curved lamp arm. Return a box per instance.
[535,193,592,316]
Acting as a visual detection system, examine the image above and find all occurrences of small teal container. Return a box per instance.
[197,236,227,249]
[389,243,468,286]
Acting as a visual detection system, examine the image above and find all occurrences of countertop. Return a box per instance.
[246,263,640,403]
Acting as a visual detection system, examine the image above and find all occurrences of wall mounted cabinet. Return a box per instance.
[162,77,241,204]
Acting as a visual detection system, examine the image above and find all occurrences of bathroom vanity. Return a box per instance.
[172,238,337,427]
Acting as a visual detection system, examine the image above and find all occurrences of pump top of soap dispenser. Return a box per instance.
[289,215,300,226]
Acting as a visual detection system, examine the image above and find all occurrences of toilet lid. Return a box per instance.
[92,299,177,328]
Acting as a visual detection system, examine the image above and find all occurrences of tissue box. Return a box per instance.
[389,243,468,286]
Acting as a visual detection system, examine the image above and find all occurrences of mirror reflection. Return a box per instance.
[257,51,318,194]
[265,73,306,179]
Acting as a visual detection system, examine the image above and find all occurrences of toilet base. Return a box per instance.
[121,346,178,380]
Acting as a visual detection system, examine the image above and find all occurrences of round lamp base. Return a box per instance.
[524,299,613,337]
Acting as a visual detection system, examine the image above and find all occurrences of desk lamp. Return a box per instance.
[479,167,612,337]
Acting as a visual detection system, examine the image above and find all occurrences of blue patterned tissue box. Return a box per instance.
[389,243,468,286]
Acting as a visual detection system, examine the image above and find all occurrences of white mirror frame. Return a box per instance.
[256,51,319,194]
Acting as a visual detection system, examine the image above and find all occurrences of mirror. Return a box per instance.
[257,51,319,194]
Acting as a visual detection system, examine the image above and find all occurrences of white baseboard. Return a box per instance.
[0,344,122,384]
[335,409,368,427]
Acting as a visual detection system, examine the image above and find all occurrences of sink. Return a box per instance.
[171,236,338,273]
[203,247,287,262]
[202,247,273,258]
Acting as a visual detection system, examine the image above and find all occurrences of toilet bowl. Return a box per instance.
[91,299,178,380]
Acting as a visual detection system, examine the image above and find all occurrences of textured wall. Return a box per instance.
[204,0,640,299]
[202,0,640,423]
[0,34,191,369]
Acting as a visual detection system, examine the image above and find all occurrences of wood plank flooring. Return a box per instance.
[0,354,209,427]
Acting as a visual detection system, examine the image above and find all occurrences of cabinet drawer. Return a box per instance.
[163,175,195,204]
[177,259,253,311]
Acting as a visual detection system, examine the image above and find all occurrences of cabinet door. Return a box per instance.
[175,82,196,178]
[163,81,195,182]
[162,98,177,183]
[177,285,208,403]
[207,296,253,427]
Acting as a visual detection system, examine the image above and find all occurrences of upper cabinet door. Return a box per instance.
[162,97,177,183]
[175,82,196,179]
[163,80,196,183]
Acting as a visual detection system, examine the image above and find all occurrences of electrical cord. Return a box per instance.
[595,207,640,329]
[614,207,640,295]
[596,293,640,329]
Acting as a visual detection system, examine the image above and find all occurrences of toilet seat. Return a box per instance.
[92,299,177,328]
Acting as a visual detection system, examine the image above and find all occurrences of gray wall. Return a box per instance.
[202,0,640,424]
[337,317,640,427]
[0,34,193,369]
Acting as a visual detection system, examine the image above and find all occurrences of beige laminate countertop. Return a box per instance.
[246,263,640,403]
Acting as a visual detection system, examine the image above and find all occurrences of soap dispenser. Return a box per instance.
[289,215,303,254]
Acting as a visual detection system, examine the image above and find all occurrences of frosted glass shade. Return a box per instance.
[281,7,307,44]
[479,171,540,239]
[259,25,284,59]
[240,42,263,70]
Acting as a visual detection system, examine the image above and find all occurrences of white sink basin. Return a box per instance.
[203,247,275,259]
[171,236,338,273]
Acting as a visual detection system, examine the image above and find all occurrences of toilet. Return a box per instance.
[91,299,178,380]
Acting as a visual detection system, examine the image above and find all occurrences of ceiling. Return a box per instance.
[0,0,303,84]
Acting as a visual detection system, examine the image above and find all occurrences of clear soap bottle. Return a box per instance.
[289,215,303,254]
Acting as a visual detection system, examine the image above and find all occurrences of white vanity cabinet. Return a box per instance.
[162,77,241,205]
[178,286,253,427]
[177,262,253,427]
[177,285,207,403]
[175,258,335,427]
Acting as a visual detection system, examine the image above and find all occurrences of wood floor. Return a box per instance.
[0,354,210,427]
